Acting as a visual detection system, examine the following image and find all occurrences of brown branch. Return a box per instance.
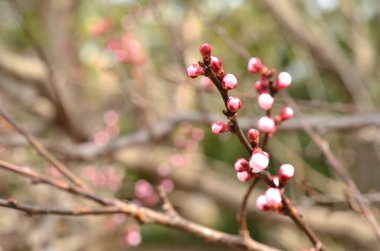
[0,106,89,190]
[238,177,259,239]
[0,159,280,251]
[203,67,252,153]
[0,159,109,206]
[7,0,86,141]
[281,194,324,251]
[261,0,374,110]
[282,91,380,240]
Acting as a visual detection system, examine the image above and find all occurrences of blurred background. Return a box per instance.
[0,0,380,250]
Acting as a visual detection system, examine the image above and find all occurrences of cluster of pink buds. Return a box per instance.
[186,44,297,215]
[256,164,295,213]
[186,43,244,135]
[234,129,270,182]
[248,57,294,136]
[105,33,145,65]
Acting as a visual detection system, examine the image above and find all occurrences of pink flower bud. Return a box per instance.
[234,158,249,172]
[247,128,259,145]
[248,57,263,74]
[199,43,212,56]
[211,122,230,134]
[237,171,254,182]
[249,152,269,173]
[265,188,282,206]
[200,77,214,91]
[186,64,203,78]
[258,116,276,133]
[210,56,222,74]
[279,164,294,186]
[257,93,274,111]
[280,106,294,120]
[256,195,268,211]
[275,72,292,89]
[255,80,266,94]
[222,74,238,90]
[227,96,242,113]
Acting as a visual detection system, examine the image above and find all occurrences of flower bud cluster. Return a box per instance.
[255,164,295,213]
[234,147,270,182]
[186,43,245,134]
[186,45,298,217]
[247,57,294,137]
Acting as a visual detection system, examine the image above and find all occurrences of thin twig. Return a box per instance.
[0,159,281,251]
[238,177,259,239]
[281,194,324,251]
[7,0,82,140]
[0,159,108,205]
[282,91,380,240]
[0,106,89,190]
[158,186,177,216]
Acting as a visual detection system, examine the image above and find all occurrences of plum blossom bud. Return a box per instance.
[210,56,223,75]
[237,171,254,182]
[200,77,214,91]
[211,122,230,134]
[255,80,266,94]
[248,57,263,74]
[247,128,259,145]
[279,164,294,186]
[280,106,294,120]
[186,64,202,78]
[275,72,292,89]
[250,152,269,173]
[227,96,242,113]
[234,158,249,172]
[256,195,268,211]
[222,74,238,90]
[257,93,274,111]
[258,116,276,133]
[199,43,212,56]
[265,188,282,207]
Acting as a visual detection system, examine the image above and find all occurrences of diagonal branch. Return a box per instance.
[0,105,89,190]
[282,91,380,240]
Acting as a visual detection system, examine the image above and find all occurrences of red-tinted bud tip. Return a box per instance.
[186,64,203,78]
[247,128,260,145]
[234,158,250,172]
[280,106,294,121]
[210,56,223,75]
[248,57,263,74]
[227,96,242,113]
[237,171,254,182]
[199,43,212,56]
[211,122,230,134]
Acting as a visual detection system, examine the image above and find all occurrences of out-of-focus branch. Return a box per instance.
[8,0,87,141]
[0,159,280,251]
[0,106,89,190]
[3,111,380,160]
[282,92,380,240]
[120,159,379,250]
[261,0,374,110]
[238,177,259,239]
[0,44,47,85]
[0,160,109,206]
